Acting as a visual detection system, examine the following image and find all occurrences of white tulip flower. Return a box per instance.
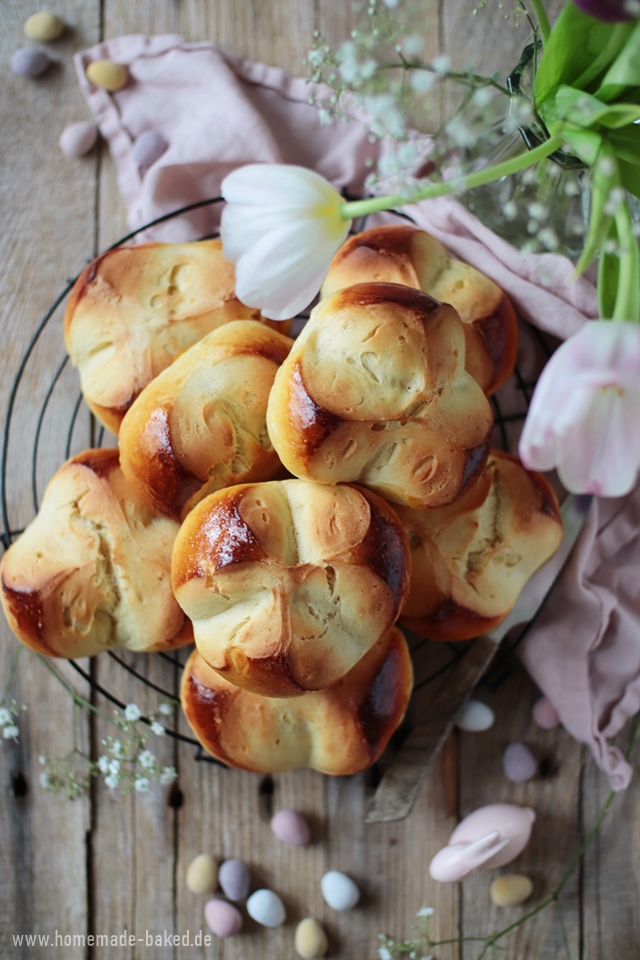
[220,164,351,320]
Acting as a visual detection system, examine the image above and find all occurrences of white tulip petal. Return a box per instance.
[222,164,342,209]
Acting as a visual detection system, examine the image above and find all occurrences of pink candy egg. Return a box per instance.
[503,742,537,782]
[59,122,98,159]
[204,899,243,937]
[132,131,168,170]
[532,696,560,730]
[11,47,50,77]
[271,809,311,846]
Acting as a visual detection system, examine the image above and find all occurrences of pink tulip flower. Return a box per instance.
[519,320,640,497]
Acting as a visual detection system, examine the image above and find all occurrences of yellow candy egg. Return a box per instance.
[86,59,129,92]
[24,11,65,41]
[490,874,534,908]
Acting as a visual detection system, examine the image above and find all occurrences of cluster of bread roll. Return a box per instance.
[0,227,563,776]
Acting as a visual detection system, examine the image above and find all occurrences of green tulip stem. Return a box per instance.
[529,0,552,45]
[339,134,564,220]
[613,201,640,323]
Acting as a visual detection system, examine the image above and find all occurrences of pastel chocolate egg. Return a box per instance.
[490,874,534,907]
[246,889,286,927]
[503,743,537,783]
[11,47,50,77]
[59,121,98,159]
[132,130,168,170]
[185,853,217,894]
[455,700,495,732]
[321,871,360,911]
[204,899,243,937]
[218,859,251,902]
[86,59,129,91]
[295,918,329,958]
[24,11,65,41]
[271,809,311,847]
[532,697,560,730]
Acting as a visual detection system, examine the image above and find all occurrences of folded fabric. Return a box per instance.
[75,35,637,788]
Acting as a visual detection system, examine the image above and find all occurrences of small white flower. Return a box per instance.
[134,777,150,794]
[432,54,451,74]
[38,754,46,765]
[538,227,559,251]
[150,721,165,737]
[158,703,173,716]
[0,707,12,726]
[159,766,178,785]
[382,0,401,7]
[97,755,110,774]
[409,70,436,93]
[124,704,142,723]
[40,773,50,788]
[108,759,121,776]
[110,740,124,758]
[417,906,434,917]
[378,948,393,960]
[104,775,118,790]
[402,34,424,57]
[139,750,155,769]
[307,49,324,68]
[3,725,19,741]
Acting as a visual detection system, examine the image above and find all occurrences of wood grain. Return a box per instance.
[1,1,638,959]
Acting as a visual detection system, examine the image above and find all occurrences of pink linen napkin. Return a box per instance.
[75,35,638,788]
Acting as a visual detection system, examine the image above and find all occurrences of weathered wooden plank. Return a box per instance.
[0,2,101,957]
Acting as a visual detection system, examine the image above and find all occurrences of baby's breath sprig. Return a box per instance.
[33,654,178,799]
[0,646,26,744]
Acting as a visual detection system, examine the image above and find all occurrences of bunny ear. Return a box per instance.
[429,831,510,882]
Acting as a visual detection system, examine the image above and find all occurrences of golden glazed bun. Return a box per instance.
[181,626,413,774]
[64,239,289,434]
[396,450,563,641]
[321,225,518,395]
[119,321,293,522]
[266,282,494,510]
[0,449,192,658]
[172,479,411,697]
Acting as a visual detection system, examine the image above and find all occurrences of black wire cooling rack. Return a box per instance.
[0,196,551,761]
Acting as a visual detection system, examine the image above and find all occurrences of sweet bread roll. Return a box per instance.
[172,479,410,697]
[321,225,518,395]
[119,321,293,522]
[396,450,563,641]
[64,239,289,434]
[266,282,494,510]
[0,449,192,658]
[181,626,413,774]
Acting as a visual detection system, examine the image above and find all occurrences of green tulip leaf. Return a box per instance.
[534,6,617,106]
[558,125,604,166]
[608,124,640,165]
[574,140,618,276]
[618,160,640,202]
[597,221,619,320]
[546,86,640,130]
[596,21,640,102]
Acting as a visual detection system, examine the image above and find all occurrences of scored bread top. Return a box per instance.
[181,626,413,774]
[0,448,192,658]
[397,450,563,641]
[172,478,411,698]
[64,239,287,434]
[266,282,494,510]
[119,320,293,522]
[321,224,518,395]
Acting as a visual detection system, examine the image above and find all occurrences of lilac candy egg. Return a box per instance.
[429,803,536,881]
[204,899,243,937]
[532,696,560,730]
[503,742,537,782]
[271,809,311,846]
[218,859,251,902]
[59,122,98,159]
[11,47,50,77]
[132,131,168,170]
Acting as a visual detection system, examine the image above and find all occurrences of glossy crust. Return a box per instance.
[119,321,293,522]
[181,626,413,774]
[172,479,411,697]
[266,282,494,510]
[321,225,518,395]
[396,450,563,641]
[0,449,192,658]
[64,239,289,434]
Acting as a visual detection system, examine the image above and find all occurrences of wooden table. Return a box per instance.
[2,1,639,957]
